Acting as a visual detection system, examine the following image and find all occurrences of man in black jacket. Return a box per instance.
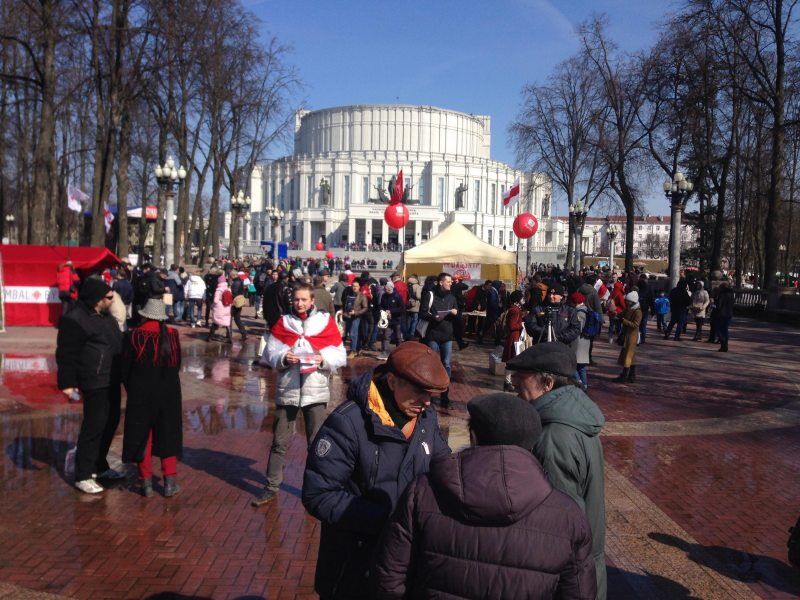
[56,278,125,494]
[419,272,458,407]
[524,282,581,350]
[302,342,451,600]
[202,266,219,326]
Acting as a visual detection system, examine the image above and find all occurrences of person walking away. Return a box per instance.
[56,278,125,494]
[202,266,219,326]
[252,282,346,506]
[372,392,596,600]
[262,271,289,330]
[715,281,734,352]
[208,274,233,343]
[654,290,670,332]
[56,261,80,318]
[579,276,603,364]
[378,281,404,359]
[228,271,248,341]
[419,272,458,408]
[330,273,348,315]
[185,272,206,327]
[113,268,134,321]
[254,268,269,318]
[614,290,642,383]
[664,278,691,340]
[501,290,525,392]
[404,275,422,340]
[302,342,451,600]
[122,294,183,497]
[637,274,654,344]
[507,342,607,599]
[346,280,369,357]
[312,275,335,315]
[690,281,711,341]
[571,292,592,391]
[476,280,500,345]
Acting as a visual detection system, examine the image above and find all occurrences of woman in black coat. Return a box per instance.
[122,296,183,498]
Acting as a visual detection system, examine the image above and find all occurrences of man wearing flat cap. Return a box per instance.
[56,276,125,494]
[524,281,581,349]
[506,342,607,600]
[302,341,451,600]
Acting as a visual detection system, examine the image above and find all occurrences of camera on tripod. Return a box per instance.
[538,306,560,343]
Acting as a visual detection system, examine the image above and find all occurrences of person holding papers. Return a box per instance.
[252,282,347,506]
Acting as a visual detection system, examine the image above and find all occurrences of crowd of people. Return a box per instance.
[53,253,741,599]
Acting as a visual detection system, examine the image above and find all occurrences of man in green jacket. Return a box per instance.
[507,342,607,600]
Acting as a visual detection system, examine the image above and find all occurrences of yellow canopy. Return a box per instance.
[400,222,518,283]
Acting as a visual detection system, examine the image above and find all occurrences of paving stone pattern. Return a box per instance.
[0,314,799,598]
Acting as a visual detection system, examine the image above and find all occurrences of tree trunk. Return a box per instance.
[116,110,132,258]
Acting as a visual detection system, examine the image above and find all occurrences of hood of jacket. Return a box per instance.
[535,384,604,437]
[429,445,552,526]
[578,283,596,297]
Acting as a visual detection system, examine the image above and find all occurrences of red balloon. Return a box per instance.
[513,213,539,239]
[325,250,334,259]
[384,203,410,230]
[315,241,324,251]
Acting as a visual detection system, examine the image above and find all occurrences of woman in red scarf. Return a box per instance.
[122,291,183,498]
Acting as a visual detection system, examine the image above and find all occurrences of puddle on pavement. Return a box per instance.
[0,353,63,408]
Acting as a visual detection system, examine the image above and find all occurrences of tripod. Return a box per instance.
[538,309,558,343]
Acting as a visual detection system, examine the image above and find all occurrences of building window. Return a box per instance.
[343,175,350,208]
[307,175,313,206]
[509,232,515,247]
[271,179,276,207]
[406,176,413,201]
[290,179,295,210]
[473,179,480,212]
[487,229,493,245]
[499,230,504,247]
[418,174,427,205]
[500,185,506,214]
[377,176,383,193]
[491,183,496,214]
[362,176,369,203]
[437,177,444,208]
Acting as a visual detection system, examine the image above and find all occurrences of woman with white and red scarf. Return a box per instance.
[252,282,346,506]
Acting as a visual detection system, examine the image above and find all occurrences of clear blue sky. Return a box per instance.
[247,0,673,212]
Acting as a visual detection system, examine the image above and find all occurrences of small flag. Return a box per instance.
[391,170,404,204]
[67,185,89,213]
[502,177,521,209]
[103,202,114,234]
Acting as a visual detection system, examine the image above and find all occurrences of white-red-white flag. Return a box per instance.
[103,202,114,234]
[67,185,89,213]
[502,177,521,209]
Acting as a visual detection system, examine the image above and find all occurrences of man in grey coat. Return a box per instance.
[507,342,607,600]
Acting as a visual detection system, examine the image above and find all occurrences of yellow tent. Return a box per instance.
[399,222,518,283]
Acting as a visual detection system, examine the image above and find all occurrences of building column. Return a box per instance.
[414,219,422,246]
[303,220,311,251]
[381,220,389,245]
[348,218,356,245]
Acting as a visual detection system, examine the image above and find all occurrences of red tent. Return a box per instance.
[0,245,121,326]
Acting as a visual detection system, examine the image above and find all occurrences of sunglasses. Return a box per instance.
[104,294,114,300]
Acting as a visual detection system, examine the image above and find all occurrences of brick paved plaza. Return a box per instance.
[0,313,799,599]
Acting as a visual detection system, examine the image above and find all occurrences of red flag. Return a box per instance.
[503,177,521,208]
[391,170,404,204]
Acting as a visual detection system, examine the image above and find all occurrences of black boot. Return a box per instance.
[439,389,450,409]
[627,365,636,383]
[719,340,728,352]
[613,368,630,383]
[164,476,181,497]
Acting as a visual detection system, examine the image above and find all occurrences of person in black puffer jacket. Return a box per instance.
[302,343,451,600]
[419,272,458,407]
[373,393,596,600]
[203,267,219,326]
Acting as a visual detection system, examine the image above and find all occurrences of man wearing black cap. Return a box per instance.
[374,392,596,599]
[524,281,581,348]
[506,342,607,599]
[302,341,451,600]
[56,277,125,494]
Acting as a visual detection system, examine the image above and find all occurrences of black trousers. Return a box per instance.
[75,385,121,481]
[231,307,247,337]
[453,312,466,347]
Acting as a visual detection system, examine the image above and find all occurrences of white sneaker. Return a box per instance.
[75,479,104,494]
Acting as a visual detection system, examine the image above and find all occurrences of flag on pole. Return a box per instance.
[103,202,114,234]
[67,185,89,213]
[502,177,521,209]
[391,169,404,204]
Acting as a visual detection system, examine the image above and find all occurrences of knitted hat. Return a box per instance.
[625,291,639,304]
[467,393,543,451]
[138,298,167,321]
[385,281,394,292]
[78,278,112,306]
[548,282,565,296]
[569,291,586,305]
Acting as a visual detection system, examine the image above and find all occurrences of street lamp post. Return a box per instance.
[663,171,694,289]
[230,190,251,258]
[154,156,187,266]
[607,222,619,272]
[266,207,285,244]
[779,244,788,286]
[4,214,15,244]
[569,200,588,272]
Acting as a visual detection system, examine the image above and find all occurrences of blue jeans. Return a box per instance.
[187,299,199,324]
[656,313,666,330]
[665,309,687,339]
[349,318,361,352]
[426,340,452,378]
[405,312,419,339]
[639,312,649,343]
[172,300,184,321]
[576,365,588,388]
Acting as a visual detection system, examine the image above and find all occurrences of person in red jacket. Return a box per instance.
[372,392,596,600]
[607,281,626,342]
[56,261,80,317]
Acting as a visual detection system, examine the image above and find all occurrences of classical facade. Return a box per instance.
[240,105,559,255]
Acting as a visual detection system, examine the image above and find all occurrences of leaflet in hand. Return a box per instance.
[437,310,451,318]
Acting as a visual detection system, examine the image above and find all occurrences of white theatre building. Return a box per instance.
[242,104,562,257]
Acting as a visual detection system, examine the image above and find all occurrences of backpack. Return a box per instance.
[582,309,603,338]
[221,289,234,307]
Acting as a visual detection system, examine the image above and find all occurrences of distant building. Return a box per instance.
[228,104,565,261]
[555,215,697,260]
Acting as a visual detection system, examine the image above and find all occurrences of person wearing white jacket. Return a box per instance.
[185,274,206,327]
[252,282,346,506]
